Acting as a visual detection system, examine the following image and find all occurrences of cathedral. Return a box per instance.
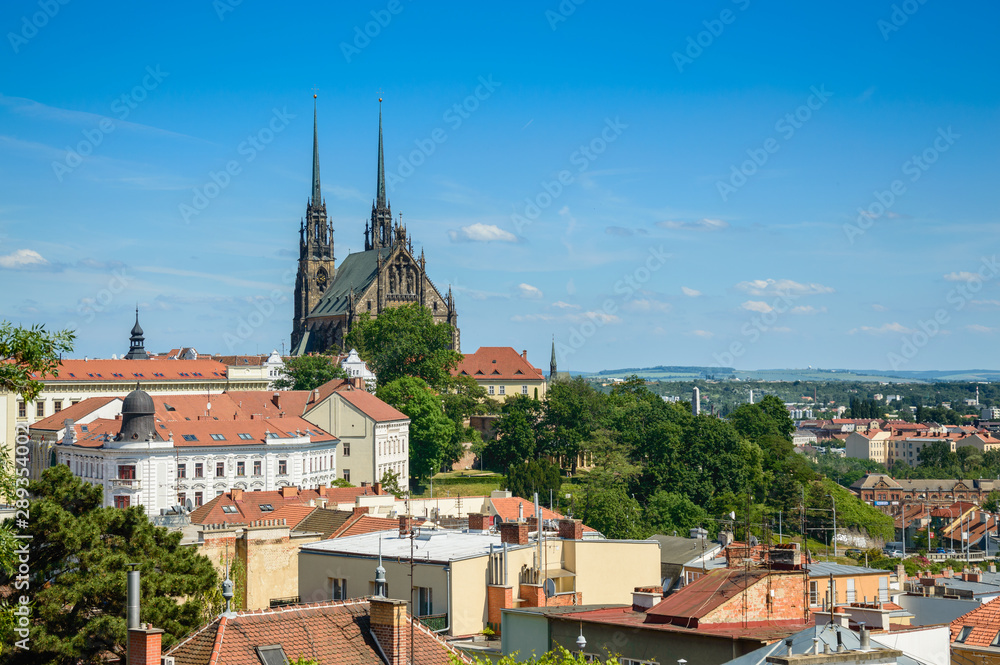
[291,98,460,355]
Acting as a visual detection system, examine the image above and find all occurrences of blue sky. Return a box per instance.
[1,1,998,372]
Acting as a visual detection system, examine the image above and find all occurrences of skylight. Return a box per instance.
[210,434,226,441]
[957,626,973,643]
[259,504,274,512]
[222,505,239,514]
[238,433,253,440]
[182,434,198,442]
[256,645,288,665]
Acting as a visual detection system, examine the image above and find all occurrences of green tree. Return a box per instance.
[577,471,644,540]
[505,459,562,502]
[727,395,794,442]
[538,378,609,472]
[0,322,75,402]
[0,466,218,664]
[917,440,957,470]
[440,375,495,469]
[455,646,622,665]
[643,491,709,537]
[345,304,461,388]
[984,491,1000,513]
[379,468,405,498]
[377,377,455,485]
[487,395,543,471]
[272,355,347,391]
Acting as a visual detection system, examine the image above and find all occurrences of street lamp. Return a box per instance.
[827,494,838,557]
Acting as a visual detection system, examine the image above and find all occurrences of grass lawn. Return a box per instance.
[411,471,504,499]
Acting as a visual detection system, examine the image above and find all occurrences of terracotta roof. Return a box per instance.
[489,497,597,533]
[951,596,1000,647]
[30,396,120,431]
[165,598,469,665]
[451,347,545,381]
[294,509,357,538]
[335,514,400,538]
[32,358,230,382]
[331,382,408,422]
[269,505,317,529]
[191,486,386,527]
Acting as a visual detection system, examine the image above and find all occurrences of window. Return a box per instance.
[177,464,186,479]
[846,578,856,603]
[809,580,818,606]
[238,433,253,440]
[216,490,224,497]
[991,631,1000,647]
[253,460,262,476]
[878,576,889,602]
[53,401,63,413]
[278,460,287,475]
[210,434,226,441]
[222,505,238,514]
[343,469,350,482]
[522,385,528,395]
[343,441,350,457]
[237,461,245,476]
[260,503,274,512]
[331,578,348,601]
[216,462,225,477]
[499,385,505,396]
[17,402,25,418]
[194,491,203,507]
[256,645,289,665]
[417,586,433,616]
[118,465,136,480]
[195,463,204,478]
[36,402,44,417]
[957,626,973,643]
[178,492,186,506]
[113,495,130,509]
[488,385,494,395]
[182,434,198,442]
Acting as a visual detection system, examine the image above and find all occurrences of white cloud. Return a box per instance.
[741,300,773,313]
[624,299,671,314]
[551,301,579,309]
[581,311,621,324]
[967,324,994,333]
[516,283,543,299]
[772,326,793,333]
[0,248,48,269]
[849,322,915,335]
[872,304,888,312]
[448,223,517,243]
[971,300,1000,307]
[944,271,979,282]
[735,278,835,296]
[658,218,729,231]
[690,329,714,338]
[511,313,556,322]
[681,286,702,297]
[791,305,827,314]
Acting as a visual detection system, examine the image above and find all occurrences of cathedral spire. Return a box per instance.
[550,335,557,380]
[376,97,386,209]
[311,94,321,205]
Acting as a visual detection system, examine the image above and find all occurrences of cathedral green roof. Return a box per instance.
[308,248,393,318]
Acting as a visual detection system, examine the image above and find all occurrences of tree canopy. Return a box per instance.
[272,355,347,391]
[0,321,75,402]
[344,304,461,389]
[377,376,455,485]
[0,466,219,664]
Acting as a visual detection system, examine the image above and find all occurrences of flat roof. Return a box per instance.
[300,528,521,563]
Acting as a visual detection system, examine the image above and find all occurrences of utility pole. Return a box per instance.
[827,493,838,557]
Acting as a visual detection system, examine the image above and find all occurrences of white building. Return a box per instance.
[340,349,377,391]
[54,388,339,516]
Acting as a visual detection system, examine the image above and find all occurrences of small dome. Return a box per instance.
[122,388,154,415]
[131,319,144,336]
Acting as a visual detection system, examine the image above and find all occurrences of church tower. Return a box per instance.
[292,95,336,352]
[365,99,394,251]
[123,308,149,360]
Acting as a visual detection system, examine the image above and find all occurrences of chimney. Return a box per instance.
[373,482,383,495]
[353,377,365,389]
[127,625,163,665]
[468,513,489,531]
[369,597,408,665]
[558,519,583,540]
[231,488,243,501]
[399,515,414,536]
[317,485,327,497]
[280,486,298,499]
[499,522,529,546]
[271,391,280,408]
[312,388,320,403]
[352,506,370,516]
[521,350,527,360]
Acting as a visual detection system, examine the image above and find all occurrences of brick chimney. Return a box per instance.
[231,488,243,501]
[352,506,370,516]
[521,350,527,360]
[280,486,298,499]
[271,391,280,408]
[317,485,327,497]
[128,624,163,665]
[399,515,415,536]
[499,522,529,546]
[558,519,583,540]
[469,513,489,531]
[373,482,383,495]
[369,598,408,665]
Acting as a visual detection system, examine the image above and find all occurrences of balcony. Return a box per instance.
[110,478,141,490]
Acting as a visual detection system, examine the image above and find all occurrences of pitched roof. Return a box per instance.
[451,346,545,381]
[331,382,408,422]
[294,509,358,539]
[165,599,469,665]
[30,396,120,431]
[952,596,1000,647]
[32,358,230,382]
[645,568,773,625]
[307,248,392,319]
[489,496,597,533]
[334,514,400,538]
[191,486,387,527]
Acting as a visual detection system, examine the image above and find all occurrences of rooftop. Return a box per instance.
[301,528,513,563]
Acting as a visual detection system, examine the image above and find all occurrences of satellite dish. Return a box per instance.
[185,499,194,511]
[492,515,502,528]
[544,578,557,598]
[729,511,736,520]
[749,535,759,547]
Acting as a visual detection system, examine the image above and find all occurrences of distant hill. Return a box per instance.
[577,366,1000,383]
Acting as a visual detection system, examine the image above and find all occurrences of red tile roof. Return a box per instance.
[30,396,120,431]
[489,497,597,533]
[269,505,318,530]
[951,596,1000,647]
[451,347,545,381]
[335,514,401,538]
[190,486,387,526]
[32,358,230,382]
[165,598,469,665]
[331,382,408,422]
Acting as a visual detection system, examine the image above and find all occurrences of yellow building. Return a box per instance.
[451,347,547,403]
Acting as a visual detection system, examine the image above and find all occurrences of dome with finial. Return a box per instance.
[122,385,154,415]
[118,384,156,442]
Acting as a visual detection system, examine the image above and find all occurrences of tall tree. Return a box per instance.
[486,394,543,471]
[344,304,461,389]
[0,321,75,402]
[538,377,609,472]
[505,459,561,503]
[0,466,218,664]
[377,377,456,485]
[272,355,347,391]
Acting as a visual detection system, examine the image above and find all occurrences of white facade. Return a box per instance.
[56,431,338,517]
[373,420,409,488]
[264,349,286,389]
[340,349,377,391]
